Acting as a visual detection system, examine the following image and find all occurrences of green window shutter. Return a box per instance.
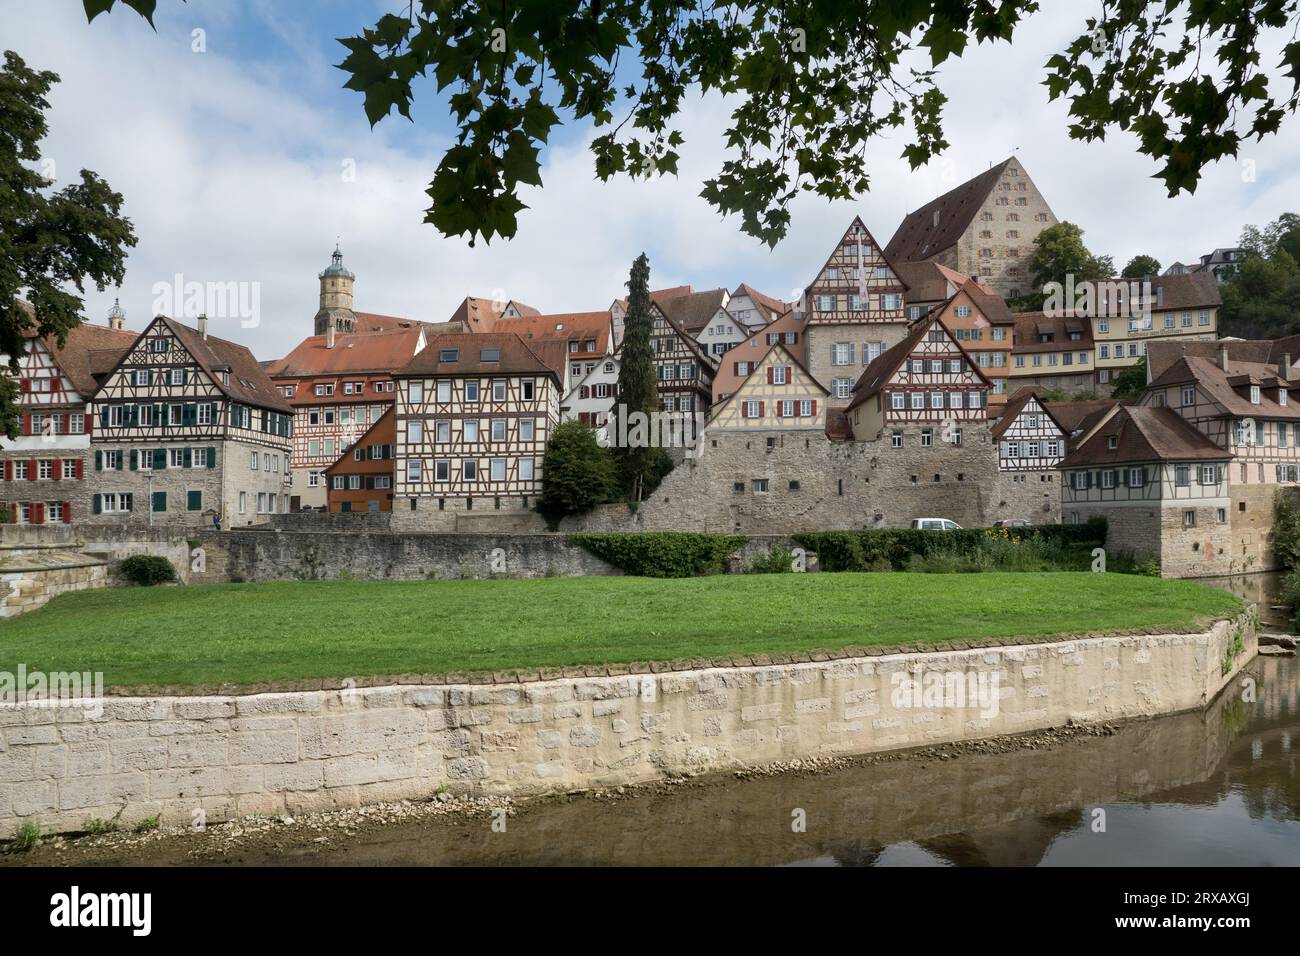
[187,490,202,511]
[210,403,219,425]
[184,404,195,426]
[155,403,165,424]
[154,448,166,470]
[92,494,101,514]
[99,407,109,429]
[129,449,138,470]
[94,450,103,471]
[114,450,123,470]
[151,491,167,513]
[207,446,216,469]
[183,447,193,468]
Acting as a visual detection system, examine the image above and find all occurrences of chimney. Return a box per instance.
[326,323,336,349]
[1218,344,1229,371]
[197,313,208,340]
[1281,353,1292,384]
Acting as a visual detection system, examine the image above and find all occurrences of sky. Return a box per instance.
[4,0,1299,362]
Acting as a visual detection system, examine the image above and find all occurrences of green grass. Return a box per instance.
[0,574,1241,689]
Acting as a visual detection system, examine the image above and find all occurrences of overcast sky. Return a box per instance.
[4,0,1298,361]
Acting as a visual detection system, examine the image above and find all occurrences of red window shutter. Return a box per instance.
[74,458,84,480]
[32,503,43,524]
[62,501,71,523]
[785,366,792,381]
[51,459,61,480]
[2,461,9,481]
[20,414,29,436]
[766,367,774,384]
[776,402,784,418]
[580,386,589,398]
[810,400,818,415]
[27,458,36,480]
[758,401,765,417]
[8,505,15,524]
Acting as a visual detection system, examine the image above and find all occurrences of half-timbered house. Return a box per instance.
[651,303,715,442]
[265,326,426,509]
[658,288,747,359]
[992,388,1068,472]
[712,309,804,406]
[562,355,620,439]
[727,284,789,332]
[324,407,396,513]
[706,344,828,433]
[85,316,293,526]
[1142,345,1300,568]
[844,314,993,446]
[1058,404,1231,576]
[801,217,910,405]
[0,302,137,525]
[392,333,561,519]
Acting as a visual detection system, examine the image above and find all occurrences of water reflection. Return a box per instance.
[253,656,1299,867]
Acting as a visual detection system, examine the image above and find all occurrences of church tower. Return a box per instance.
[314,245,357,336]
[107,298,126,331]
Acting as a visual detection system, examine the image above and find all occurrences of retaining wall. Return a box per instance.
[0,612,1255,837]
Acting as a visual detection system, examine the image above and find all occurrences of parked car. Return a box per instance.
[910,518,962,531]
[992,518,1030,528]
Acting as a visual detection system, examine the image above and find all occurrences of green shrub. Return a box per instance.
[537,420,620,527]
[569,532,747,577]
[749,546,795,574]
[1274,492,1300,570]
[134,815,161,834]
[118,554,178,586]
[13,819,40,851]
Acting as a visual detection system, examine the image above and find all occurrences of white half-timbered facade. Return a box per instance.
[392,333,561,516]
[652,305,715,438]
[802,217,910,404]
[707,345,828,433]
[844,314,993,442]
[85,316,293,526]
[992,390,1068,471]
[562,355,620,441]
[0,314,137,525]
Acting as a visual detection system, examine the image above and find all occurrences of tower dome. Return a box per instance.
[315,244,357,335]
[107,297,126,331]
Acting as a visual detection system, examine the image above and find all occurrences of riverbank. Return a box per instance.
[8,654,1293,867]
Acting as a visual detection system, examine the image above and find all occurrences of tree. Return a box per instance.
[611,253,671,502]
[1121,255,1161,279]
[0,50,137,438]
[1110,358,1148,401]
[1017,222,1114,311]
[1240,212,1300,261]
[89,1,1300,248]
[537,419,619,527]
[1219,212,1300,338]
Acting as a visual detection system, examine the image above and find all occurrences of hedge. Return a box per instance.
[118,554,178,586]
[794,519,1107,572]
[568,533,748,578]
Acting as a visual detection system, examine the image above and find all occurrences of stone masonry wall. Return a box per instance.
[0,613,1254,837]
[992,471,1061,524]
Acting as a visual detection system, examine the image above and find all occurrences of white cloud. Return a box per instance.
[3,2,1297,362]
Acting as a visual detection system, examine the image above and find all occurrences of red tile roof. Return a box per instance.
[1058,405,1228,468]
[265,328,425,378]
[398,332,561,383]
[885,159,1013,262]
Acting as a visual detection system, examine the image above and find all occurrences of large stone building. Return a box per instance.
[1059,404,1231,576]
[1009,313,1098,396]
[801,217,909,406]
[85,315,294,526]
[0,302,137,525]
[884,157,1058,300]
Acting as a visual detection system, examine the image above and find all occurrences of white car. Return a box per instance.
[910,518,962,531]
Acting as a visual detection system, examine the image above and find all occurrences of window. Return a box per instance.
[920,430,933,447]
[149,337,169,353]
[307,470,320,487]
[890,393,905,410]
[435,459,449,482]
[490,458,506,481]
[833,379,852,399]
[407,459,422,482]
[491,419,507,442]
[520,418,535,441]
[832,343,852,366]
[752,479,769,494]
[432,381,449,402]
[519,457,534,481]
[410,420,425,443]
[492,380,507,401]
[408,381,424,403]
[464,420,479,442]
[521,380,535,401]
[1176,464,1190,487]
[1101,470,1115,489]
[772,366,787,385]
[1181,386,1195,407]
[1184,510,1196,528]
[891,431,902,448]
[134,369,150,386]
[1128,467,1144,487]
[463,459,478,481]
[465,380,480,401]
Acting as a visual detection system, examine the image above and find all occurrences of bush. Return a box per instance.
[13,819,40,851]
[749,545,795,574]
[119,554,178,586]
[537,420,620,527]
[1274,492,1300,570]
[569,532,747,577]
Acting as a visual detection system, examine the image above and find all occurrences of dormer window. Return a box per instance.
[1281,389,1289,406]
[439,348,459,363]
[1251,385,1261,404]
[480,348,501,363]
[1107,435,1118,450]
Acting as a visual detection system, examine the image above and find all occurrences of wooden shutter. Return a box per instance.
[766,367,774,384]
[758,401,765,417]
[20,414,29,435]
[94,450,102,471]
[2,461,9,481]
[154,449,166,470]
[183,448,193,468]
[31,503,43,524]
[129,449,138,471]
[92,494,102,515]
[75,458,84,480]
[51,459,61,481]
[810,400,818,416]
[27,458,36,480]
[61,501,71,524]
[114,451,123,470]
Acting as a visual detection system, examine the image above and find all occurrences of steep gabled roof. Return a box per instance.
[843,311,993,413]
[990,386,1067,440]
[1149,354,1300,420]
[659,288,730,334]
[712,308,808,402]
[1044,398,1122,436]
[324,407,394,477]
[1146,272,1222,311]
[1146,334,1300,382]
[265,327,425,378]
[40,323,139,396]
[731,283,790,319]
[960,278,1014,325]
[397,331,561,385]
[1058,405,1228,468]
[884,159,1013,262]
[493,310,613,356]
[652,302,715,367]
[707,342,828,425]
[93,317,291,412]
[1011,312,1094,353]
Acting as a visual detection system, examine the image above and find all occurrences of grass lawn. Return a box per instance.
[0,573,1241,689]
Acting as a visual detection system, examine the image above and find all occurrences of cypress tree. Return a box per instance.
[613,253,670,502]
